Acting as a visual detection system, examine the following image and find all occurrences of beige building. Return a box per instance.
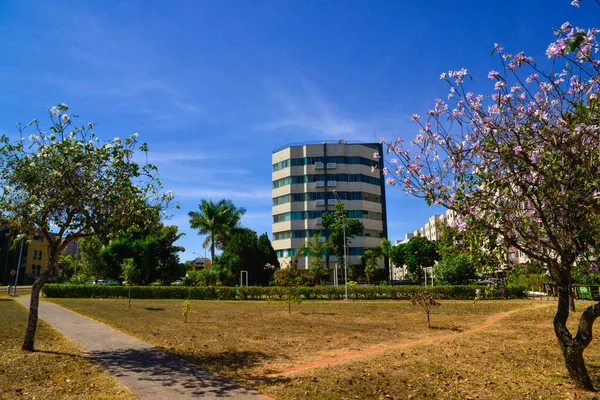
[413,209,457,241]
[272,141,388,279]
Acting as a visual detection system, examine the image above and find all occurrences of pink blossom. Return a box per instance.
[373,152,380,159]
[488,70,500,79]
[513,145,523,154]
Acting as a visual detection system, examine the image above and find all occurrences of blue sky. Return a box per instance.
[0,1,597,262]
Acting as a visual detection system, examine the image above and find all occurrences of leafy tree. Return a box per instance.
[188,199,246,262]
[121,258,141,286]
[348,264,364,282]
[363,249,380,284]
[58,254,77,277]
[257,232,280,280]
[298,233,328,285]
[0,104,171,350]
[403,236,439,284]
[184,269,220,286]
[389,242,407,274]
[377,16,600,388]
[321,203,363,268]
[78,236,113,279]
[437,224,500,276]
[101,225,184,285]
[154,226,186,285]
[121,258,139,308]
[215,228,278,285]
[435,255,476,285]
[381,238,393,282]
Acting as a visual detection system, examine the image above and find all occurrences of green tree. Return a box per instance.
[362,249,380,284]
[389,243,407,275]
[58,254,77,277]
[0,104,171,350]
[257,232,280,282]
[381,238,393,282]
[435,255,476,285]
[403,236,439,284]
[78,236,113,279]
[298,233,328,285]
[154,226,186,285]
[101,225,185,285]
[188,199,246,263]
[184,269,220,286]
[321,203,363,268]
[215,228,278,286]
[437,224,500,276]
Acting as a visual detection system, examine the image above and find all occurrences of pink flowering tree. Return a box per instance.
[377,19,600,389]
[0,104,174,351]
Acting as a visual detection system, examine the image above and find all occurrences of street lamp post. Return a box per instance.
[333,190,348,300]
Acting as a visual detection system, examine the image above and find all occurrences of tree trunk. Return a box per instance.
[22,256,55,351]
[554,283,600,391]
[210,236,215,264]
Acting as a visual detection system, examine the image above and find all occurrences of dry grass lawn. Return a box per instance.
[47,297,600,399]
[0,298,136,400]
[257,302,600,399]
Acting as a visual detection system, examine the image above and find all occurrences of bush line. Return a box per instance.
[42,284,526,300]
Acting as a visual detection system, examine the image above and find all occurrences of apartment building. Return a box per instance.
[412,209,457,242]
[410,209,529,266]
[272,141,388,277]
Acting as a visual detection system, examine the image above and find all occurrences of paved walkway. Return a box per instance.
[16,296,270,400]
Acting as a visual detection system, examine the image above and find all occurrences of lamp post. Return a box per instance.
[333,190,348,300]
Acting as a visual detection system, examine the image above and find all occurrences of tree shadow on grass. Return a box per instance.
[173,349,275,374]
[0,298,14,302]
[33,349,88,361]
[88,347,265,398]
[144,307,165,311]
[298,311,337,316]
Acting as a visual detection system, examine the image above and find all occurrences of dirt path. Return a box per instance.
[265,304,549,378]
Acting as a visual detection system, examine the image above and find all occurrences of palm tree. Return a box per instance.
[188,199,246,262]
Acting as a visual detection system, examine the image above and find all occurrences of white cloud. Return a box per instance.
[171,186,272,201]
[259,78,407,141]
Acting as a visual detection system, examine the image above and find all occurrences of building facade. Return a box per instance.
[412,209,457,242]
[272,141,388,278]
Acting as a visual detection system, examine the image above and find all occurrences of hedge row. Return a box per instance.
[42,284,526,300]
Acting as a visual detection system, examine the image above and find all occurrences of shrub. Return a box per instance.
[42,283,527,300]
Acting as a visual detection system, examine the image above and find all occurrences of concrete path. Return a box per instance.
[16,296,270,400]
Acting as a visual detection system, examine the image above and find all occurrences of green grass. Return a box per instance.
[0,298,136,399]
